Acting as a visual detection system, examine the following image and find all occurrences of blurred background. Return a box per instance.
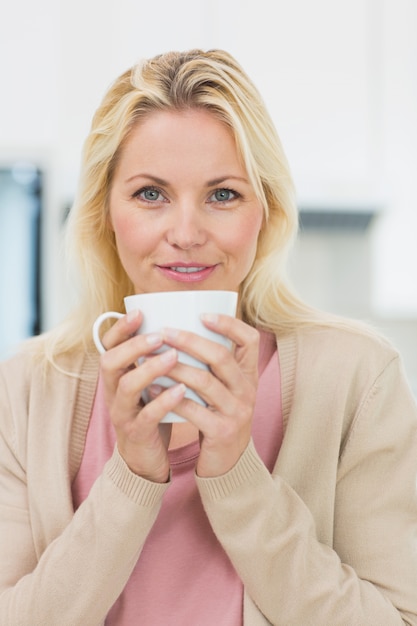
[0,0,416,394]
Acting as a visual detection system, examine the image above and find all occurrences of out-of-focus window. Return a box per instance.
[0,163,42,359]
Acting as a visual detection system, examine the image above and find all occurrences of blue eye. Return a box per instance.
[143,187,162,201]
[210,188,238,202]
[133,186,164,202]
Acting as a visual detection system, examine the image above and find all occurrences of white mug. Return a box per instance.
[92,290,238,422]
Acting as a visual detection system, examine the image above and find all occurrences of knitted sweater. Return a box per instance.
[0,325,417,625]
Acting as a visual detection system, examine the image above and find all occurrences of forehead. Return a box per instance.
[126,108,234,146]
[115,108,245,176]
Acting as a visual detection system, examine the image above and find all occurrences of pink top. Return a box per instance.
[72,330,283,624]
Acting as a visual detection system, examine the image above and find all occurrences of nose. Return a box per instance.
[166,204,207,249]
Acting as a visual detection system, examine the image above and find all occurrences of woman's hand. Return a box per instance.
[159,314,260,478]
[98,310,186,483]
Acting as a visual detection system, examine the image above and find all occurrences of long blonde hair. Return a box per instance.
[43,48,348,361]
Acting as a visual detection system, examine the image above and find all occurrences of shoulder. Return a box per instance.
[0,334,98,396]
[274,320,412,443]
[0,337,99,457]
[0,342,39,392]
[280,320,399,369]
[276,320,403,410]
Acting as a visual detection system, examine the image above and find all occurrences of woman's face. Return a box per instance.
[108,108,264,294]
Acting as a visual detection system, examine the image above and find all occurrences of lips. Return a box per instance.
[157,263,217,283]
[169,266,206,273]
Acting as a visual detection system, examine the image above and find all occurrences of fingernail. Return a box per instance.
[163,327,179,340]
[126,309,140,323]
[170,383,186,397]
[146,333,162,345]
[148,383,163,396]
[200,312,218,324]
[160,348,177,363]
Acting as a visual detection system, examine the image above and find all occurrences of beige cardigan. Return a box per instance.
[0,325,417,625]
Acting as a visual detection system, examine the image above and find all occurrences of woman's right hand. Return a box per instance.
[98,310,186,483]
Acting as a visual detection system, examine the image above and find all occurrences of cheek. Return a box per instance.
[229,210,263,272]
[239,210,263,253]
[110,208,149,255]
[108,190,141,245]
[112,218,135,254]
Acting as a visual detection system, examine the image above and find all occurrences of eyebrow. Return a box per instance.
[125,173,249,186]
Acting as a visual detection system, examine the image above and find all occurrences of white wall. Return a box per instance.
[1,0,416,328]
[371,0,417,316]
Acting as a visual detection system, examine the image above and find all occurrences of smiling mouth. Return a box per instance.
[157,264,216,282]
[169,266,206,273]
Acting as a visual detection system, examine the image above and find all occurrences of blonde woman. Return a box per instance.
[1,49,416,625]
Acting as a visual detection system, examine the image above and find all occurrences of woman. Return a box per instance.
[1,49,416,625]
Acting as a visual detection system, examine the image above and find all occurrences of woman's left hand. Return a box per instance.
[160,315,260,477]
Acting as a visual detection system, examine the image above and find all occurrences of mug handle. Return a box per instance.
[92,311,124,354]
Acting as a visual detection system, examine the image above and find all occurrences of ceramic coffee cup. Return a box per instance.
[92,290,238,422]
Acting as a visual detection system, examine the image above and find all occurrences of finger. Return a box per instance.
[100,333,165,402]
[201,314,260,371]
[201,313,256,346]
[138,382,187,425]
[162,319,259,387]
[100,309,143,351]
[111,348,180,422]
[100,331,165,379]
[164,314,259,363]
[165,393,253,478]
[163,360,241,415]
[162,337,240,396]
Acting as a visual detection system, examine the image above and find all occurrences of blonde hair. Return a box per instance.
[43,48,349,361]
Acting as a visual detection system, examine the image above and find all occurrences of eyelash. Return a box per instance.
[132,186,165,203]
[131,186,241,205]
[208,188,240,203]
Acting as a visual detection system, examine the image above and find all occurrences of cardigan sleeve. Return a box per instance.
[196,355,417,625]
[0,357,170,626]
